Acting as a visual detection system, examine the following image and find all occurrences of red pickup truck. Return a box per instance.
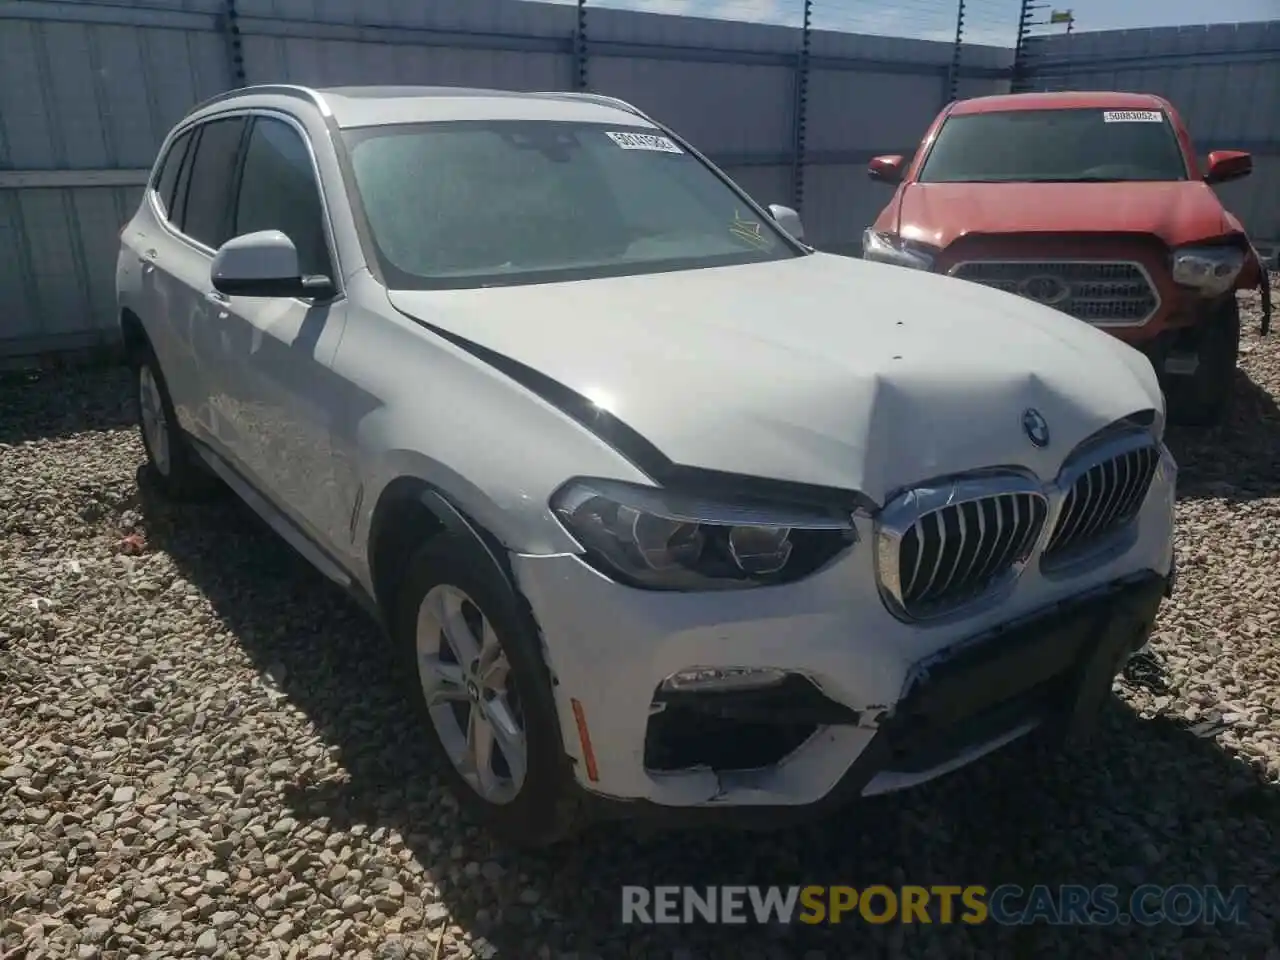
[864,91,1270,425]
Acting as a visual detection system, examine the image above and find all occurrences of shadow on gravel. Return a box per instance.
[0,364,135,445]
[1167,367,1280,504]
[136,475,1280,960]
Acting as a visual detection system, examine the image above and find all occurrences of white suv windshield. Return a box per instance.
[918,108,1189,183]
[343,120,798,289]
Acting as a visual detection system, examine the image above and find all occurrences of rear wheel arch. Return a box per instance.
[120,308,149,366]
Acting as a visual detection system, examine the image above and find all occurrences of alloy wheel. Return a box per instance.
[415,584,528,804]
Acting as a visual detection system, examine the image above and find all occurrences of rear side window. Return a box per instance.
[170,127,198,229]
[152,130,192,221]
[233,116,333,278]
[181,116,248,249]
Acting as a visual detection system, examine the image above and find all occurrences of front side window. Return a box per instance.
[919,108,1188,184]
[181,116,248,249]
[152,129,192,221]
[343,120,799,289]
[233,116,332,278]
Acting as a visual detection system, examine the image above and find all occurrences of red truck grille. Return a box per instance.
[949,260,1159,326]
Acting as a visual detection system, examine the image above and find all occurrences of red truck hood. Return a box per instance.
[898,181,1231,250]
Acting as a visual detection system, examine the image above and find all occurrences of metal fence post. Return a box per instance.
[790,0,813,214]
[574,0,589,90]
[221,0,248,88]
[1011,0,1035,92]
[945,0,966,105]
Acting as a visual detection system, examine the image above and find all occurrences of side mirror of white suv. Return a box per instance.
[211,230,333,299]
[768,203,805,242]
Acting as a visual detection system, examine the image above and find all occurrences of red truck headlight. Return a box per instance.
[861,230,938,271]
[1170,243,1246,297]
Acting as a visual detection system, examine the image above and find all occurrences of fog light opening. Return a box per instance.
[660,666,789,693]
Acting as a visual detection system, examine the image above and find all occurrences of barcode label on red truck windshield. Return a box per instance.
[1102,110,1164,123]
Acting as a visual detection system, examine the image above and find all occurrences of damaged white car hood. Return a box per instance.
[387,252,1162,503]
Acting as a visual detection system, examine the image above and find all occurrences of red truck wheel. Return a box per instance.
[1165,297,1240,427]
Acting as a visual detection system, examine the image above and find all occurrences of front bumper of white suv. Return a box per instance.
[511,439,1177,817]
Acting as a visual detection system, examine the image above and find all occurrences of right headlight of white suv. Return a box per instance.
[551,477,860,590]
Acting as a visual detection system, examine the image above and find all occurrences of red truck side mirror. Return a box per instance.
[1204,150,1252,185]
[868,155,905,185]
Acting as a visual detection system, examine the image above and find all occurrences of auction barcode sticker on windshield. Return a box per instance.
[605,131,684,153]
[1102,110,1164,123]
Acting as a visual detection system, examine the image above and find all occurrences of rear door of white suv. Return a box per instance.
[130,114,249,461]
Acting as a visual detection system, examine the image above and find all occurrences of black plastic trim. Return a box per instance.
[393,308,879,514]
[210,274,336,301]
[416,488,515,593]
[400,313,674,481]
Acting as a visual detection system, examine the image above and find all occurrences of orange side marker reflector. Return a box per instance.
[570,698,600,783]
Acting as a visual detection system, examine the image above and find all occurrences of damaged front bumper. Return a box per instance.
[510,475,1175,820]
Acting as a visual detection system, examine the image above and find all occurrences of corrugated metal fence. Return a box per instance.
[0,0,1010,358]
[1,0,1275,360]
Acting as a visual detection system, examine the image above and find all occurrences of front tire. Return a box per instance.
[1165,297,1240,427]
[393,535,583,847]
[134,347,218,500]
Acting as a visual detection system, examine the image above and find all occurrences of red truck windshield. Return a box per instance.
[918,108,1189,184]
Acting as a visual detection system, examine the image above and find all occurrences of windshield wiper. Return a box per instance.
[1015,176,1131,183]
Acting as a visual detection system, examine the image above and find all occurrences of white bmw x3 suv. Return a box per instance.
[117,84,1177,847]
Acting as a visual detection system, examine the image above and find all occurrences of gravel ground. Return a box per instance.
[2,281,1279,960]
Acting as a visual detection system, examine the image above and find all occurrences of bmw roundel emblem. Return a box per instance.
[1022,408,1050,448]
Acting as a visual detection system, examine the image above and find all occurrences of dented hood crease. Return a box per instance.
[388,253,1162,502]
[899,181,1231,250]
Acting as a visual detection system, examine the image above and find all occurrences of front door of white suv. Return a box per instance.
[208,112,351,552]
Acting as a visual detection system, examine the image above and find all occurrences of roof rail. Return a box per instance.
[532,91,651,122]
[185,84,331,118]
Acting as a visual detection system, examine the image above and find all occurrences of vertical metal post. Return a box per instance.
[1013,0,1034,92]
[790,0,813,213]
[222,0,247,88]
[1011,0,1035,93]
[574,0,589,91]
[945,0,966,104]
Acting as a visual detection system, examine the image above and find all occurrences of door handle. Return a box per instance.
[206,289,229,304]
